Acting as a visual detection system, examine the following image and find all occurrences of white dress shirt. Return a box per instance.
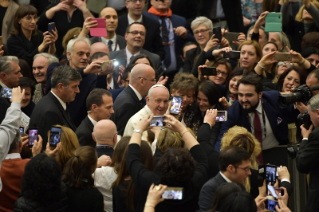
[51,91,66,110]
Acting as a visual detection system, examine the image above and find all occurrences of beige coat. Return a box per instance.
[1,0,19,44]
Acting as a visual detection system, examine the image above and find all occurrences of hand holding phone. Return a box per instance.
[265,164,277,185]
[149,116,166,127]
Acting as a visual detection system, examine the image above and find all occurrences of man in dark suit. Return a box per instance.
[110,22,162,78]
[199,146,251,211]
[92,119,117,158]
[297,94,319,212]
[76,88,114,147]
[198,0,244,33]
[29,65,82,149]
[88,7,127,51]
[144,0,194,78]
[116,0,165,60]
[112,63,156,136]
[215,74,293,165]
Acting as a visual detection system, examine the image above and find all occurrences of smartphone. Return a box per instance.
[161,187,183,200]
[149,116,166,127]
[267,184,284,199]
[28,128,38,148]
[265,12,282,32]
[48,22,55,34]
[213,26,222,42]
[265,164,277,185]
[265,199,279,210]
[49,126,62,147]
[19,127,24,134]
[1,88,12,98]
[216,111,227,122]
[223,51,241,59]
[101,59,117,70]
[224,32,240,49]
[274,52,292,61]
[201,67,217,76]
[170,96,183,115]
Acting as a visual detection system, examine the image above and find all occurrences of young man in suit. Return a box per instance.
[112,63,156,136]
[29,65,82,149]
[215,74,293,166]
[199,146,251,211]
[76,88,114,147]
[92,119,117,158]
[116,0,165,60]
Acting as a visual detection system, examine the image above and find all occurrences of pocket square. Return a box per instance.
[277,117,282,125]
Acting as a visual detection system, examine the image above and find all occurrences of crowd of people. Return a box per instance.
[1,0,319,211]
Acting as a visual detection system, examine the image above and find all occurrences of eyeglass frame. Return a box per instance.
[194,29,209,35]
[126,0,146,3]
[127,30,146,36]
[234,166,251,173]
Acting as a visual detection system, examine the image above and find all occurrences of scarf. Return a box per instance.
[148,6,172,17]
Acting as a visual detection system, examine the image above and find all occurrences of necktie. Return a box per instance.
[254,110,264,164]
[108,40,113,52]
[160,17,171,69]
[140,97,146,106]
[130,55,135,62]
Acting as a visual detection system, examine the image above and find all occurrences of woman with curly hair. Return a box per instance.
[14,153,69,211]
[63,146,104,212]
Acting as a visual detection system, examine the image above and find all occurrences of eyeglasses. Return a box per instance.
[127,0,145,3]
[278,61,293,66]
[235,166,251,173]
[128,31,145,36]
[138,77,157,82]
[216,70,228,77]
[194,29,209,35]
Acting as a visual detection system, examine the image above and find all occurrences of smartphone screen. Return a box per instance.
[213,27,222,42]
[170,96,182,115]
[161,187,183,200]
[216,111,227,122]
[1,88,12,98]
[49,127,62,147]
[201,67,217,76]
[28,129,38,147]
[19,127,24,134]
[265,165,277,185]
[48,22,55,34]
[149,116,166,127]
[267,184,278,199]
[265,199,279,210]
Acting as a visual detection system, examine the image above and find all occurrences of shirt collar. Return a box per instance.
[127,13,143,24]
[0,81,8,89]
[129,84,143,100]
[88,115,97,126]
[101,34,117,43]
[51,91,67,110]
[255,100,262,114]
[220,171,232,183]
[5,153,21,159]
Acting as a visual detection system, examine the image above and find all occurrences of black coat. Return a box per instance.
[116,15,165,60]
[111,86,144,136]
[75,116,95,147]
[29,92,76,149]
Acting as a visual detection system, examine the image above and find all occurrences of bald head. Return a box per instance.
[130,64,156,96]
[92,120,117,146]
[90,42,110,56]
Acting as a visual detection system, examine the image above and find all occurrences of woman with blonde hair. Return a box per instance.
[220,126,261,197]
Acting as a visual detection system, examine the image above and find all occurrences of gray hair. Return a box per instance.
[9,129,21,152]
[308,94,319,112]
[33,53,59,65]
[51,65,82,88]
[0,56,19,74]
[191,16,213,32]
[272,32,290,52]
[66,37,91,58]
[147,84,169,98]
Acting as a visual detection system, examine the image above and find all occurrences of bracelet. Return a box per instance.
[298,58,306,65]
[181,130,189,137]
[145,204,155,208]
[257,62,265,69]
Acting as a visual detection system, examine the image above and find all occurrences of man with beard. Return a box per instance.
[214,74,293,165]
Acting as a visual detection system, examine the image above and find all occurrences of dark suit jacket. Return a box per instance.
[181,46,201,74]
[143,11,194,72]
[109,88,124,102]
[215,91,292,151]
[95,146,114,158]
[296,128,319,212]
[29,92,76,149]
[116,15,165,60]
[89,34,127,50]
[109,49,162,78]
[198,0,244,33]
[111,86,144,136]
[76,116,95,147]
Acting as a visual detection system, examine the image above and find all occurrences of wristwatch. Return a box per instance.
[133,129,143,135]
